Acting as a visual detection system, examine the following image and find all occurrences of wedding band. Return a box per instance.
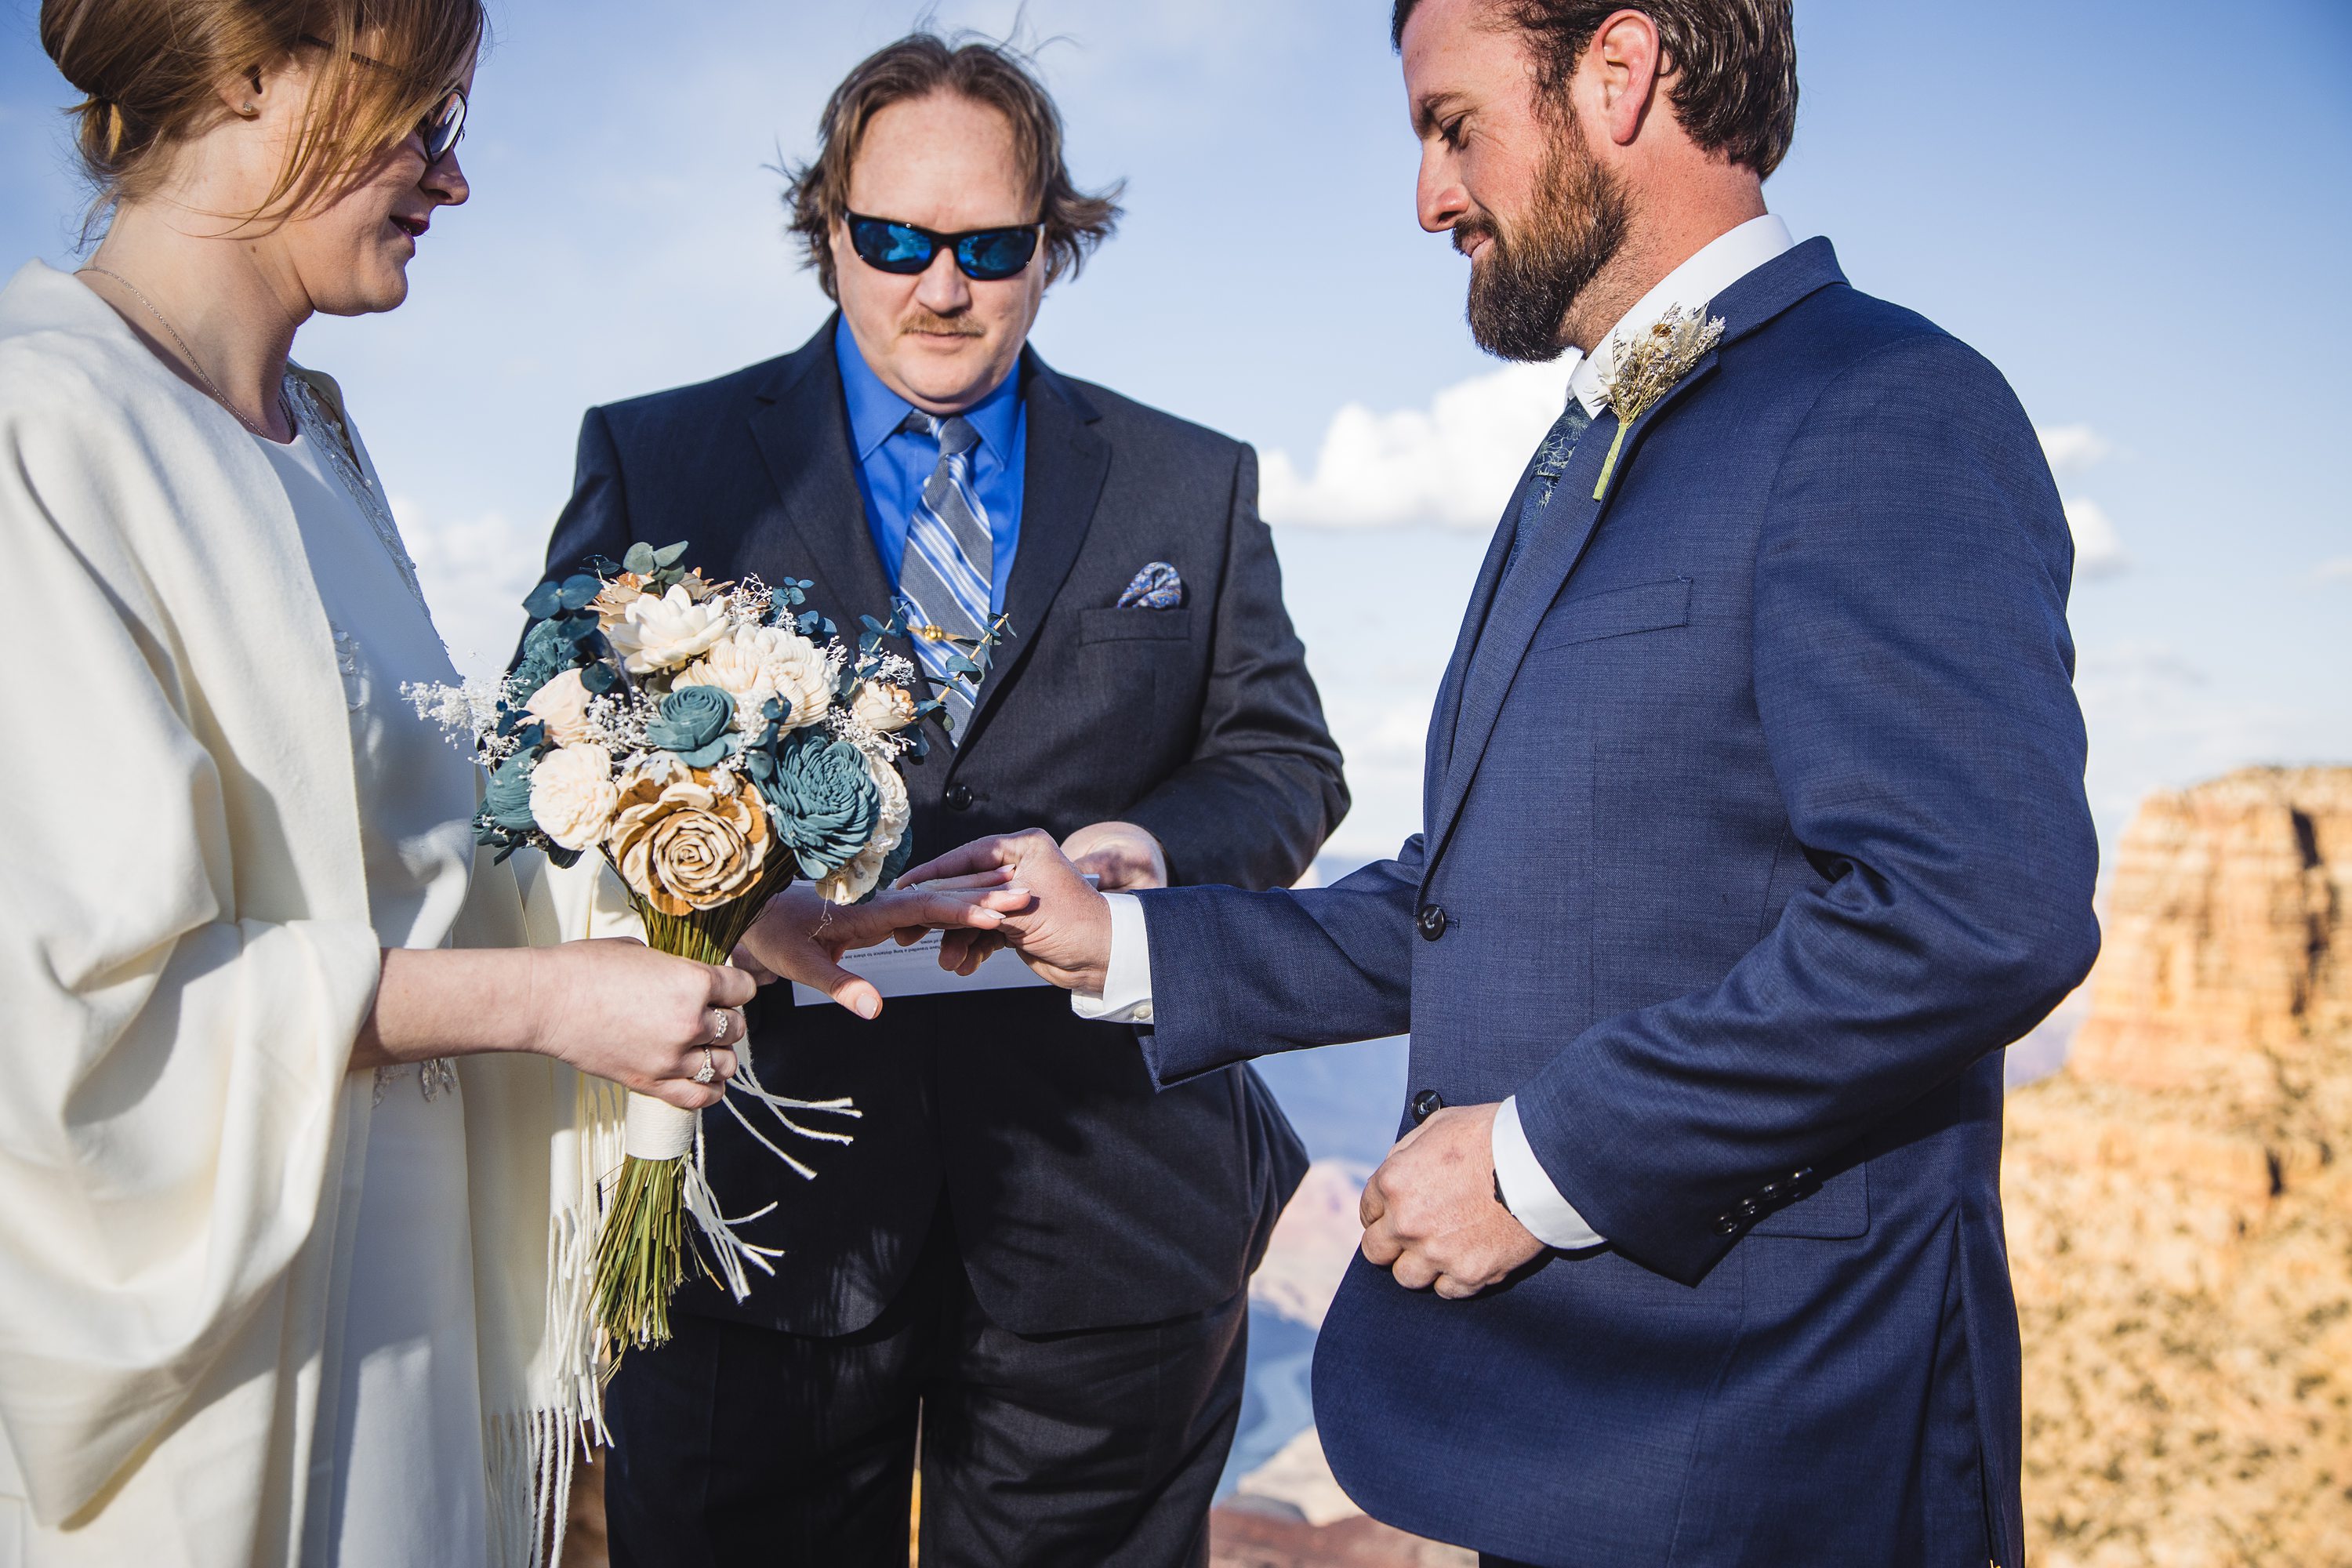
[694,1046,717,1086]
[708,1008,730,1044]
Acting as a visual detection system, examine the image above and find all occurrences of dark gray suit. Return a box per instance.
[535,318,1344,1566]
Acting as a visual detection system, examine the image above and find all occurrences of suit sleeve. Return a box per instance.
[1120,445,1351,891]
[1130,836,1423,1084]
[1514,334,2102,1285]
[541,405,634,588]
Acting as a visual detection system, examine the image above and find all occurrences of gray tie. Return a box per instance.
[895,412,994,743]
[1503,399,1595,580]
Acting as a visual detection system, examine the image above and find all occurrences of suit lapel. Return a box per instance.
[1424,398,1644,862]
[1425,457,1537,821]
[1421,237,1850,869]
[958,353,1109,750]
[744,321,916,666]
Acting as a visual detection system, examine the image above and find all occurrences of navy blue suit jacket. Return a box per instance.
[1135,241,2098,1566]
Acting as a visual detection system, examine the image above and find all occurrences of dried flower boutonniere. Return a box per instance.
[1592,305,1726,501]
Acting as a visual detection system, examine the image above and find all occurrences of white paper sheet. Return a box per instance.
[788,928,1051,1006]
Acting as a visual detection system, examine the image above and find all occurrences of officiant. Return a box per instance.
[530,31,1346,1568]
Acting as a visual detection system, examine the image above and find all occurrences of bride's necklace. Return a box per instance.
[77,264,289,439]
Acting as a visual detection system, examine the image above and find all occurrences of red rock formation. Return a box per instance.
[2005,767,2352,1567]
[1210,1504,1475,1568]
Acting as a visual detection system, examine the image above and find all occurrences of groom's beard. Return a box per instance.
[1458,117,1630,363]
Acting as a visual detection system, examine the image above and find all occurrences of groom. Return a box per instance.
[909,1,2100,1564]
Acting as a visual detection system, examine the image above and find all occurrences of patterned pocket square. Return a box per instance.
[1118,561,1185,610]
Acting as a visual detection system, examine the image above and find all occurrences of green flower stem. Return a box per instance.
[591,855,799,1363]
[1592,419,1632,502]
[591,1151,686,1363]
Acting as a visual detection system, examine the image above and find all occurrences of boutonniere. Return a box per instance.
[1592,304,1725,501]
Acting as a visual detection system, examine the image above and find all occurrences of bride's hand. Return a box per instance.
[525,939,757,1111]
[732,880,1026,1018]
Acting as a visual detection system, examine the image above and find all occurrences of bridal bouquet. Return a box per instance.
[412,541,996,1357]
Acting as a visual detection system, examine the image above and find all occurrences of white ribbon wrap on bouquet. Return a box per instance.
[622,1093,696,1161]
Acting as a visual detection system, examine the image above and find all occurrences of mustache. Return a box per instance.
[1452,215,1497,258]
[899,310,985,338]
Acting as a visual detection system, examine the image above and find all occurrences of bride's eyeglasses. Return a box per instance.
[297,34,469,166]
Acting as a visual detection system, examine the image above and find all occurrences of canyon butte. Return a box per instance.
[2005,766,2352,1566]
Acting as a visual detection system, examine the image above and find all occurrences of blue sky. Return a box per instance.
[4,0,2347,863]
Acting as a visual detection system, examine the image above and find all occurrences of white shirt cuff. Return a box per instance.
[1492,1095,1604,1250]
[1071,891,1155,1024]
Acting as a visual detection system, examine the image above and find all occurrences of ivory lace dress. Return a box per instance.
[256,376,491,1568]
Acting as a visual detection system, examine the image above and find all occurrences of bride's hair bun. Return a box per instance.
[37,0,485,228]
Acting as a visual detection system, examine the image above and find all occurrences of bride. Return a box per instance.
[0,3,1007,1564]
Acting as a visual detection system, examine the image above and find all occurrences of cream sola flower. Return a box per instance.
[603,583,731,675]
[849,677,919,734]
[522,667,596,746]
[527,742,621,850]
[675,625,840,731]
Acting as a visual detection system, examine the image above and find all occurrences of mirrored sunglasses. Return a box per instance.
[845,212,1042,282]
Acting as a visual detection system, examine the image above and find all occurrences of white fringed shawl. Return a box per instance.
[0,260,615,1567]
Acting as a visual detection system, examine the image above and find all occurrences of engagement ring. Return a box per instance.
[694,1046,717,1086]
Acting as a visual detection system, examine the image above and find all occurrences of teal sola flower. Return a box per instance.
[758,728,880,879]
[644,686,736,767]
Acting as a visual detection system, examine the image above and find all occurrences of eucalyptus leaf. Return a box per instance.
[522,582,563,620]
[652,541,690,568]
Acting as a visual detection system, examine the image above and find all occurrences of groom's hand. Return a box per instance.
[898,829,1114,994]
[732,880,1022,1018]
[1359,1103,1545,1300]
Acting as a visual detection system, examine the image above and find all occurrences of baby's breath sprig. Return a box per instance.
[402,675,505,744]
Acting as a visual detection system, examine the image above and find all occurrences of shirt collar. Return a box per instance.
[1568,212,1795,418]
[834,314,1023,464]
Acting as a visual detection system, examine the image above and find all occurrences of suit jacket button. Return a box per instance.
[1735,1197,1762,1218]
[1417,904,1450,941]
[945,783,975,811]
[1713,1214,1740,1235]
[1411,1089,1446,1124]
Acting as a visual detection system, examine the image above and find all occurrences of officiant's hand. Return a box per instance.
[731,881,1027,1018]
[897,829,1114,994]
[1359,1103,1545,1299]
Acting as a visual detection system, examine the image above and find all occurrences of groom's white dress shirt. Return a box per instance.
[1076,213,1798,1250]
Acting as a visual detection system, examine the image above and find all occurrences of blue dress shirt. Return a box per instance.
[833,316,1026,613]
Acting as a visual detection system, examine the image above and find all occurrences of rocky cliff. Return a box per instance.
[2004,767,2352,1566]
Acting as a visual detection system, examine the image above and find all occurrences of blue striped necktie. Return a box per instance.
[1503,399,1595,580]
[895,411,995,743]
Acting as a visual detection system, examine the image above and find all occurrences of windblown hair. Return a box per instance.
[41,0,485,230]
[783,31,1123,301]
[1391,0,1797,178]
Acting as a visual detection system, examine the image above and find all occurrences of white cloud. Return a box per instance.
[392,495,547,684]
[2316,556,2352,583]
[1259,361,1571,530]
[2032,425,2129,579]
[2037,423,2113,480]
[2064,496,2130,578]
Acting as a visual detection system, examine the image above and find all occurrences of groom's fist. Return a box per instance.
[1359,1103,1545,1300]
